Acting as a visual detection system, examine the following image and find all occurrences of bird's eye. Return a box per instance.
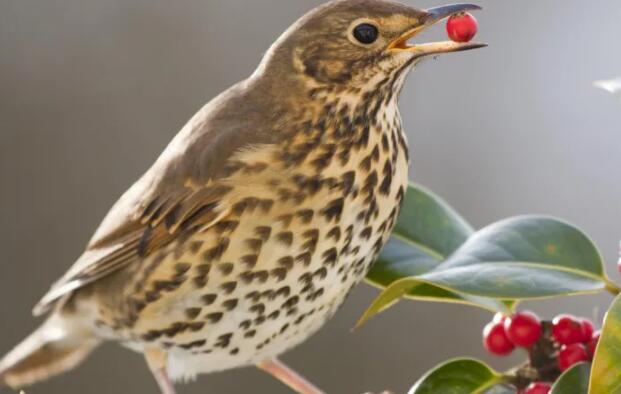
[352,23,379,45]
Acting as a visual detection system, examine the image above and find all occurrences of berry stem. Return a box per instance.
[499,372,521,388]
[504,321,561,390]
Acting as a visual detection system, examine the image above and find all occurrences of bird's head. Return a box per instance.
[258,0,485,91]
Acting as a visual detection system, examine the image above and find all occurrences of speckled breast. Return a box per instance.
[90,84,410,378]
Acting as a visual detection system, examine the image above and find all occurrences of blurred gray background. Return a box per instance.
[1,1,620,393]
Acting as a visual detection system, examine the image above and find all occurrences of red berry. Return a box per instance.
[446,12,478,43]
[552,314,584,345]
[558,343,589,371]
[524,382,552,394]
[483,320,515,356]
[504,311,542,347]
[580,318,595,342]
[587,330,601,359]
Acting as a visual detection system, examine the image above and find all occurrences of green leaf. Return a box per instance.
[550,362,590,394]
[440,216,605,276]
[408,358,504,394]
[390,183,474,259]
[365,184,503,313]
[422,216,609,300]
[411,216,607,300]
[362,216,609,325]
[590,294,621,394]
[417,262,607,300]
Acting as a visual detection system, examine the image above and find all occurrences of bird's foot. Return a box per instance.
[257,358,325,394]
[145,348,177,394]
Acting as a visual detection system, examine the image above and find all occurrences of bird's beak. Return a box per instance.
[388,3,486,56]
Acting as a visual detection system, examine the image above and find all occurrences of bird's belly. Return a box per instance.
[91,125,409,380]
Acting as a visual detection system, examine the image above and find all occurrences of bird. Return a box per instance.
[0,1,485,393]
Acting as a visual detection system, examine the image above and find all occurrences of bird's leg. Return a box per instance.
[257,358,325,394]
[145,348,177,394]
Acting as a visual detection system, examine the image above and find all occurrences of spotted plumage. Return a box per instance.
[0,1,485,392]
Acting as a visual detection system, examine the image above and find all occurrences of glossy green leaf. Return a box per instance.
[440,216,605,276]
[362,215,609,325]
[550,362,590,394]
[365,184,503,312]
[389,183,474,259]
[417,262,607,300]
[408,358,504,394]
[416,216,608,300]
[590,294,621,394]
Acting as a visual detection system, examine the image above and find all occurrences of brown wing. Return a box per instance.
[33,173,232,316]
[33,83,276,315]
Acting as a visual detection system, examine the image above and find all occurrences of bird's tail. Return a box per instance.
[0,312,101,389]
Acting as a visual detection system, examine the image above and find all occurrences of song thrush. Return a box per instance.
[0,1,484,393]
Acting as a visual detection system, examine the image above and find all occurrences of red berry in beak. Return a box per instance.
[504,311,542,348]
[558,343,589,371]
[524,382,552,394]
[446,12,478,43]
[483,320,515,356]
[552,314,584,345]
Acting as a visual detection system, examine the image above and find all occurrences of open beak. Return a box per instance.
[388,4,486,56]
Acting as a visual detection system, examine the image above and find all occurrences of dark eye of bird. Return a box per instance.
[352,23,379,45]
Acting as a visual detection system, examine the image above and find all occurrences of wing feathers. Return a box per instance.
[33,184,231,316]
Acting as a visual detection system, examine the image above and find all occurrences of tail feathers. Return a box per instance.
[0,314,100,389]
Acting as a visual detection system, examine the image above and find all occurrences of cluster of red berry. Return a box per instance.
[482,311,600,394]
